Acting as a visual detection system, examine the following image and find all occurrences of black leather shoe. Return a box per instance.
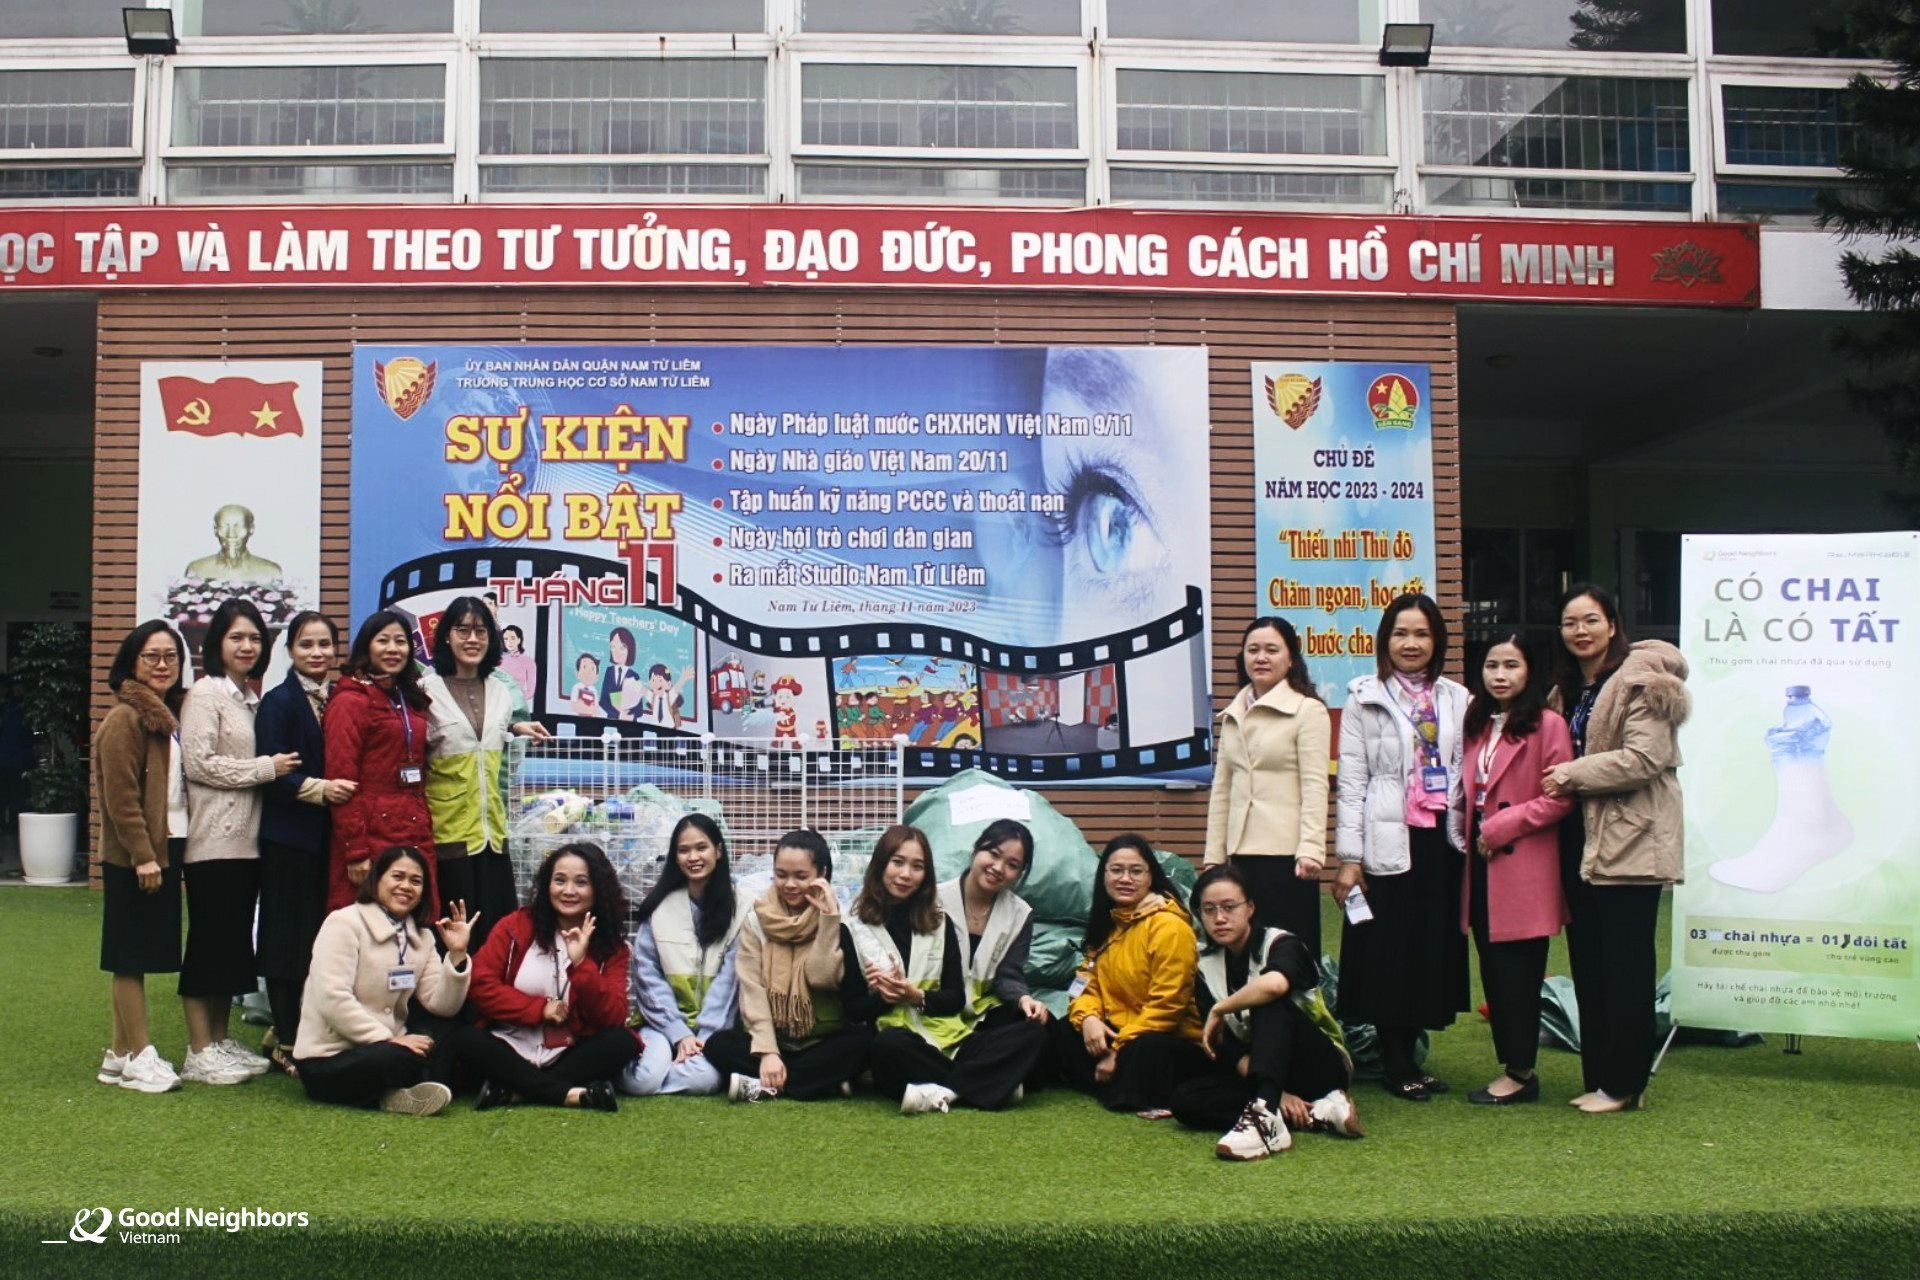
[584,1080,620,1113]
[474,1080,510,1112]
[1468,1074,1541,1106]
[1418,1074,1451,1096]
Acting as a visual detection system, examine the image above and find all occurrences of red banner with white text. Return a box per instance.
[0,205,1759,307]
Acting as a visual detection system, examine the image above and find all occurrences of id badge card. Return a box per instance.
[1473,787,1488,808]
[1066,973,1089,999]
[1421,765,1449,794]
[541,1024,574,1050]
[398,764,423,786]
[387,967,417,991]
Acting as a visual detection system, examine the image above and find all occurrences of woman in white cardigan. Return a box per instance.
[293,845,474,1115]
[178,599,299,1086]
[1333,593,1470,1102]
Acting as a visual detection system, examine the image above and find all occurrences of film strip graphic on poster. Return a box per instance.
[376,547,1210,782]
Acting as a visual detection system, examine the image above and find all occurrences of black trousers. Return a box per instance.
[1171,999,1351,1132]
[1474,928,1549,1075]
[266,981,303,1051]
[1230,855,1322,965]
[449,1025,639,1106]
[705,1025,876,1101]
[868,1017,1049,1109]
[296,1042,438,1109]
[1564,875,1662,1097]
[1051,1021,1209,1113]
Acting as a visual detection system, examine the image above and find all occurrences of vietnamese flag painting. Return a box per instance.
[158,374,306,438]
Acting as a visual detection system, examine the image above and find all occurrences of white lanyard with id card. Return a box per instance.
[386,914,417,991]
[390,691,423,787]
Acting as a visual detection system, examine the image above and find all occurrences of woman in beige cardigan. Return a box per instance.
[293,845,474,1115]
[1206,617,1332,962]
[177,599,299,1086]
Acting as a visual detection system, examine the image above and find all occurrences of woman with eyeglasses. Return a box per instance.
[326,611,438,914]
[1205,616,1332,962]
[1541,584,1690,1114]
[1173,865,1361,1160]
[93,621,191,1094]
[1333,593,1470,1103]
[178,598,302,1086]
[1054,833,1207,1116]
[420,596,550,954]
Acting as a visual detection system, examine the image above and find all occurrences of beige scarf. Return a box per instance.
[754,891,824,1039]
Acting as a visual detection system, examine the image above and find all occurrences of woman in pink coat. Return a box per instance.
[1460,633,1572,1106]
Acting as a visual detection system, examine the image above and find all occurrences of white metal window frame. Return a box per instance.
[0,56,145,163]
[1707,70,1864,181]
[1103,58,1397,167]
[157,51,458,159]
[469,46,774,205]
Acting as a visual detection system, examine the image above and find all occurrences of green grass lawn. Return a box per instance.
[5,889,1916,1280]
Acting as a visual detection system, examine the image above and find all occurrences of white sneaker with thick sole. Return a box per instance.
[1308,1089,1365,1138]
[212,1038,271,1076]
[117,1046,181,1094]
[900,1083,957,1115]
[180,1046,252,1085]
[378,1082,452,1116]
[97,1049,129,1084]
[727,1073,775,1103]
[1216,1100,1290,1161]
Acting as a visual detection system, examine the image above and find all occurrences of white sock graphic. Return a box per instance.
[1710,686,1855,893]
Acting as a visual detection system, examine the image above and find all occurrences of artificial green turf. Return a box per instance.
[4,888,1917,1280]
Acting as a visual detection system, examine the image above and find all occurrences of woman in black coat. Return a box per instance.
[254,612,358,1073]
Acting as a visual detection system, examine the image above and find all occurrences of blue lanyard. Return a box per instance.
[388,690,416,763]
[385,912,410,967]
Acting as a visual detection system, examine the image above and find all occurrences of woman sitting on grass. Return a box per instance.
[292,845,474,1115]
[621,814,750,1097]
[705,829,874,1102]
[1171,865,1362,1161]
[451,842,635,1113]
[844,825,970,1113]
[1054,833,1208,1117]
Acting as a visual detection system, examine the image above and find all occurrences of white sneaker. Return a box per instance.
[1216,1099,1290,1161]
[1007,1084,1025,1107]
[213,1038,271,1076]
[181,1046,252,1085]
[116,1046,181,1094]
[378,1082,452,1116]
[900,1083,957,1115]
[727,1073,776,1103]
[98,1049,128,1084]
[1308,1089,1365,1138]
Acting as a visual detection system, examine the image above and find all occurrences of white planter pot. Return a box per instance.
[19,812,81,885]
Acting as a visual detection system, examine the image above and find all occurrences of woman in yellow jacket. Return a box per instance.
[1054,833,1207,1116]
[1206,616,1332,962]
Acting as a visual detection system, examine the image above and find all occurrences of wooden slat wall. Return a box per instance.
[91,288,1460,877]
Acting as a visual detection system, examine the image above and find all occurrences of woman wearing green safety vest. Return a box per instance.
[1172,865,1363,1161]
[420,596,549,955]
[705,829,875,1102]
[872,818,1052,1114]
[843,824,974,1113]
[621,813,750,1096]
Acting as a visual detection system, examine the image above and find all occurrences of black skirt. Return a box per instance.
[434,846,520,955]
[1337,825,1470,1031]
[256,838,330,982]
[178,858,262,999]
[99,839,183,976]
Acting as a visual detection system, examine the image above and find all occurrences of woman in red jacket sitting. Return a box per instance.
[1460,632,1574,1106]
[450,841,637,1112]
[326,611,437,913]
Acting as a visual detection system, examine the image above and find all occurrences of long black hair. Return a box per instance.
[342,609,430,710]
[201,598,273,682]
[1235,616,1320,702]
[1550,582,1631,711]
[1374,593,1448,683]
[355,845,435,928]
[971,818,1035,886]
[107,620,187,713]
[430,595,502,677]
[1082,833,1185,952]
[528,841,627,964]
[282,610,339,656]
[1464,631,1546,740]
[631,813,738,950]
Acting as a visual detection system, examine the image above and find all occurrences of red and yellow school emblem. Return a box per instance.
[374,356,437,420]
[1366,373,1419,430]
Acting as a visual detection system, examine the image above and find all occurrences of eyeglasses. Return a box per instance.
[1560,616,1606,633]
[449,626,490,640]
[1199,901,1249,919]
[137,651,177,667]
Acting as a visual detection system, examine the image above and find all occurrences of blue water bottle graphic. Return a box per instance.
[1710,686,1855,893]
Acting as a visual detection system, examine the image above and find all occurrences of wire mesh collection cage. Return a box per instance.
[507,734,906,929]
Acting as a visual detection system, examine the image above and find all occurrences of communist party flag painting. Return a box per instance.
[158,374,306,438]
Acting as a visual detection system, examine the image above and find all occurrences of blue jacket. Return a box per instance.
[256,669,329,854]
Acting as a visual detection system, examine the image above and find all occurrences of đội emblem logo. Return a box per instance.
[1264,373,1323,431]
[1366,373,1419,430]
[374,357,437,420]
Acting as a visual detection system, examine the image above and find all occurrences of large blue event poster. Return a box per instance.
[350,344,1212,782]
